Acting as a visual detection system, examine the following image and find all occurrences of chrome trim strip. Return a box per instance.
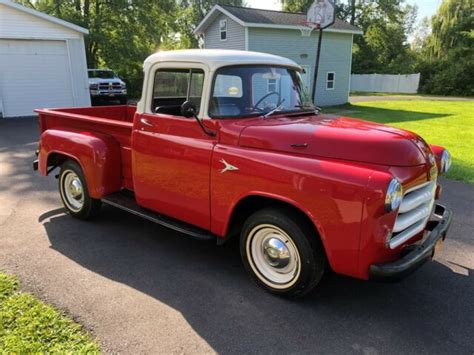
[393,204,431,232]
[404,181,431,194]
[390,219,428,249]
[399,184,434,213]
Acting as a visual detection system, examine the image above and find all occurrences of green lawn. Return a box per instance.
[0,272,99,353]
[350,92,425,97]
[350,92,472,99]
[325,100,474,184]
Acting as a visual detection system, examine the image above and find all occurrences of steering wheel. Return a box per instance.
[253,92,282,112]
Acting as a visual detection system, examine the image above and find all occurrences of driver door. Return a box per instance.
[132,64,216,230]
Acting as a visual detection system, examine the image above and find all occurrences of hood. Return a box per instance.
[238,115,430,167]
[88,77,125,85]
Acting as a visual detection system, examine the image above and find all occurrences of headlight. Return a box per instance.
[385,178,403,212]
[121,83,126,89]
[90,84,98,90]
[440,149,452,174]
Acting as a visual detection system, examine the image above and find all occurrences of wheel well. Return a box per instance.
[46,153,71,173]
[227,195,321,241]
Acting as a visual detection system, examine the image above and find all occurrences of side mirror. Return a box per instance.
[181,101,197,118]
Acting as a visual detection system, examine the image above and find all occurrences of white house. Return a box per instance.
[0,0,90,118]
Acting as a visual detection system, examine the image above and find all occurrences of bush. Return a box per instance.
[418,49,474,97]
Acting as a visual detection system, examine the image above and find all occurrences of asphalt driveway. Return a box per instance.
[1,117,473,354]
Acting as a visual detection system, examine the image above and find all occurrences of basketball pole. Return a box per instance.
[311,28,323,103]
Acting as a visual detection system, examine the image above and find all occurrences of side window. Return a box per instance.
[154,69,188,97]
[152,68,204,116]
[326,72,335,90]
[220,19,227,41]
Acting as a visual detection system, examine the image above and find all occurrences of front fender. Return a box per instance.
[210,145,378,278]
[39,129,121,198]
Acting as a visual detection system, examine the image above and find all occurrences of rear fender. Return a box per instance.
[39,129,121,198]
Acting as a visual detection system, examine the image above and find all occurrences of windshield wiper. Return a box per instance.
[295,104,321,114]
[263,99,286,118]
[262,105,284,118]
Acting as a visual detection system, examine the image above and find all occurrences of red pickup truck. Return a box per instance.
[34,49,452,297]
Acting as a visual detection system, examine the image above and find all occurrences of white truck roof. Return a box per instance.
[144,49,301,71]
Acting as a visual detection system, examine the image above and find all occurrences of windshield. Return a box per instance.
[88,70,116,79]
[209,65,314,118]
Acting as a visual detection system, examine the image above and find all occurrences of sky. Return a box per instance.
[246,0,442,23]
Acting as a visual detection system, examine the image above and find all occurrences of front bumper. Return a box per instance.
[369,204,452,281]
[90,90,127,98]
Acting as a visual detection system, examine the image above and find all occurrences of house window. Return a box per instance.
[267,78,277,92]
[326,72,335,90]
[220,19,227,41]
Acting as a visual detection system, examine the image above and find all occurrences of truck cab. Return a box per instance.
[34,49,453,298]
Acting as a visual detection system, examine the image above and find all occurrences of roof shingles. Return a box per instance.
[220,5,361,32]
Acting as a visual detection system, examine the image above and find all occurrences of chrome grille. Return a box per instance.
[98,82,122,90]
[389,181,436,249]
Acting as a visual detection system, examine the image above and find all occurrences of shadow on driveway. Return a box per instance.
[39,204,474,353]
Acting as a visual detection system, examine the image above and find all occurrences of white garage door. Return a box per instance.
[0,39,74,117]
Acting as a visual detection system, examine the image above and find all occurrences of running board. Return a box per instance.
[102,191,216,242]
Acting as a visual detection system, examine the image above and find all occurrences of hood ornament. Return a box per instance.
[220,159,239,174]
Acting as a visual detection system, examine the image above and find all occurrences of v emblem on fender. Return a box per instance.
[220,159,239,174]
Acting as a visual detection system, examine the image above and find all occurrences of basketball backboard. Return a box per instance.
[307,0,336,29]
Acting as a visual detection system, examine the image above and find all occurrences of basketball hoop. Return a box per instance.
[307,0,335,30]
[301,0,336,103]
[298,21,318,37]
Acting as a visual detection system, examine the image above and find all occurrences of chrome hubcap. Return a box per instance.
[246,224,301,289]
[263,237,290,268]
[61,170,84,212]
[69,179,83,198]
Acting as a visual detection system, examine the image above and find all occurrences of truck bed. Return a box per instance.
[35,105,136,189]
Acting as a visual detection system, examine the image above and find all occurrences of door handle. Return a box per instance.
[140,118,154,127]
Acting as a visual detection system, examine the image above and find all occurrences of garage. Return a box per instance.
[0,0,90,118]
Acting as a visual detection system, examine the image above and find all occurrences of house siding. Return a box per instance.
[247,28,353,106]
[0,4,81,39]
[203,14,246,50]
[66,37,92,106]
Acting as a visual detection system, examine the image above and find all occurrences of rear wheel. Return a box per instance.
[240,208,326,298]
[58,160,101,220]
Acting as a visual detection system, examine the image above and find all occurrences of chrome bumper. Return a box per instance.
[369,204,452,281]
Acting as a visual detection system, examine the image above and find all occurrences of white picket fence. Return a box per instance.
[350,73,420,94]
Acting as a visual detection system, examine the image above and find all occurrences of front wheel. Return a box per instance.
[240,208,326,298]
[58,160,101,220]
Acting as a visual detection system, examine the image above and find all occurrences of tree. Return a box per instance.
[423,0,473,60]
[416,0,473,96]
[352,1,418,74]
